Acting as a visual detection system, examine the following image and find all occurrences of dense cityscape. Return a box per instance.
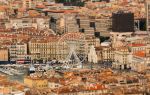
[0,0,150,95]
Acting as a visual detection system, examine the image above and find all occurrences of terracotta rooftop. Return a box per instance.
[133,51,146,58]
[128,43,146,47]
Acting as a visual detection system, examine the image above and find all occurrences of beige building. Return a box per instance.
[23,0,35,9]
[86,37,100,47]
[24,76,48,89]
[0,48,8,62]
[95,46,115,62]
[101,46,115,62]
[95,18,112,37]
[9,43,28,62]
[95,47,102,61]
[29,34,100,62]
[28,36,68,61]
[113,47,130,69]
[110,32,132,48]
[131,46,150,72]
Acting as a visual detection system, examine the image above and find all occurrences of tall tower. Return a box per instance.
[111,11,134,48]
[146,1,150,33]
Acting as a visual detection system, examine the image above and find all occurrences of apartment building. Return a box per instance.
[0,6,7,19]
[23,0,36,9]
[101,46,115,62]
[8,18,33,29]
[0,48,8,63]
[24,76,48,89]
[128,43,147,53]
[50,13,79,34]
[113,47,130,69]
[77,15,95,36]
[28,36,68,61]
[9,43,28,63]
[51,84,108,95]
[95,18,112,37]
[64,14,79,33]
[130,46,150,72]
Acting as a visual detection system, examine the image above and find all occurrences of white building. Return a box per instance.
[113,47,130,69]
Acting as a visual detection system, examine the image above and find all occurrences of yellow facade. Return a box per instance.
[0,87,12,94]
[0,48,8,61]
[24,77,48,89]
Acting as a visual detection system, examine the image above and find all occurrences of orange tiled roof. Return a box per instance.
[28,10,40,17]
[0,6,6,12]
[84,84,106,91]
[44,10,78,13]
[128,43,146,47]
[18,8,26,12]
[133,51,146,57]
[36,5,45,9]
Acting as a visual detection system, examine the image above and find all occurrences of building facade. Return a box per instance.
[9,43,28,63]
[0,48,8,63]
[24,77,48,89]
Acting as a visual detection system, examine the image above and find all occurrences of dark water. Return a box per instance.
[8,74,26,83]
[1,68,28,83]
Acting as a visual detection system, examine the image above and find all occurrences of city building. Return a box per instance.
[113,47,130,69]
[51,84,109,95]
[28,37,63,62]
[9,43,28,64]
[111,11,135,48]
[24,76,48,89]
[95,18,112,37]
[23,0,35,9]
[0,6,7,19]
[0,48,9,64]
[48,77,64,89]
[112,11,134,32]
[77,15,95,37]
[101,46,114,62]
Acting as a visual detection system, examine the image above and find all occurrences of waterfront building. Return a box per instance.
[9,43,28,64]
[28,36,63,61]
